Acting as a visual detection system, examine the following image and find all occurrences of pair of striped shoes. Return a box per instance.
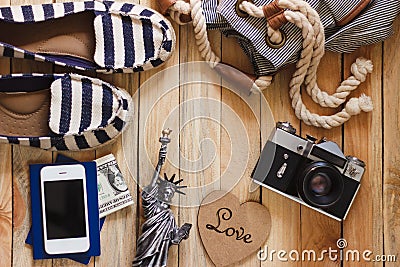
[0,1,175,151]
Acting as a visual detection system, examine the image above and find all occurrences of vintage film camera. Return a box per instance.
[252,122,365,220]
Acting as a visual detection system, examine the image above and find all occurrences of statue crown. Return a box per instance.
[157,173,187,195]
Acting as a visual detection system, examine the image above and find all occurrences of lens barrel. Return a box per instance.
[297,161,344,208]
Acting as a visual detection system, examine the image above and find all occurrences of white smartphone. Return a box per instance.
[40,164,90,255]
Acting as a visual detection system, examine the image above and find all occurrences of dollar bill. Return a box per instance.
[95,154,134,218]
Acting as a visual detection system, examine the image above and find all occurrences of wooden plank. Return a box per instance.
[220,35,261,267]
[12,146,52,267]
[300,52,342,267]
[383,16,400,267]
[10,0,53,265]
[261,64,301,267]
[137,1,181,266]
[343,44,383,267]
[0,146,12,267]
[94,72,139,267]
[177,17,222,267]
[0,0,12,265]
[220,36,257,199]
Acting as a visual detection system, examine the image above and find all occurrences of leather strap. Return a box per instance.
[214,63,256,94]
[263,0,287,30]
[337,0,372,26]
[158,0,177,14]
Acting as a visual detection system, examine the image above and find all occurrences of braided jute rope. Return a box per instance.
[166,0,373,129]
[191,0,221,68]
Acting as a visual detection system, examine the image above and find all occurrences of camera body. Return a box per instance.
[252,122,365,221]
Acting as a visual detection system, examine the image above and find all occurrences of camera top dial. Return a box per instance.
[276,121,296,134]
[346,156,366,167]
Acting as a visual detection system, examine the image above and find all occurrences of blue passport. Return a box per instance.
[25,219,105,264]
[28,155,101,264]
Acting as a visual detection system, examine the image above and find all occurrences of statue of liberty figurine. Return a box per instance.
[133,129,192,267]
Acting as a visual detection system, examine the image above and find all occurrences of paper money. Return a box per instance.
[95,154,134,218]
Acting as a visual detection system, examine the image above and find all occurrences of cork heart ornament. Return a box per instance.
[198,191,272,266]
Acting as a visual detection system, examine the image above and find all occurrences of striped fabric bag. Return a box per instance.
[202,0,399,75]
[159,0,400,129]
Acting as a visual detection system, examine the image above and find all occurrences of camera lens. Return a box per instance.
[310,173,332,196]
[298,162,344,208]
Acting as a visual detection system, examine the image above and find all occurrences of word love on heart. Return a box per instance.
[198,191,271,267]
[206,207,252,243]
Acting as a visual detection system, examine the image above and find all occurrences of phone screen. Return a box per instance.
[43,179,87,239]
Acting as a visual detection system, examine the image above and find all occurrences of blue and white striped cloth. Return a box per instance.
[94,1,175,72]
[49,73,133,151]
[202,0,400,75]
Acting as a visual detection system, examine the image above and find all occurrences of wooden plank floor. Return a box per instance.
[0,0,399,266]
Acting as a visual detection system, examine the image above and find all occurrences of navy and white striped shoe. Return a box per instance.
[0,73,133,151]
[0,1,175,73]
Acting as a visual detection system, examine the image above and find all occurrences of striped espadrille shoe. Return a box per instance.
[0,1,175,73]
[0,73,133,151]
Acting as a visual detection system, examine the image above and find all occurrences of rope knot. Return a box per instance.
[255,76,273,88]
[252,76,273,93]
[174,0,191,14]
[168,0,192,24]
[351,58,373,83]
[345,94,373,116]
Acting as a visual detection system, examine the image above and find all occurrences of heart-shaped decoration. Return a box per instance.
[198,191,271,266]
